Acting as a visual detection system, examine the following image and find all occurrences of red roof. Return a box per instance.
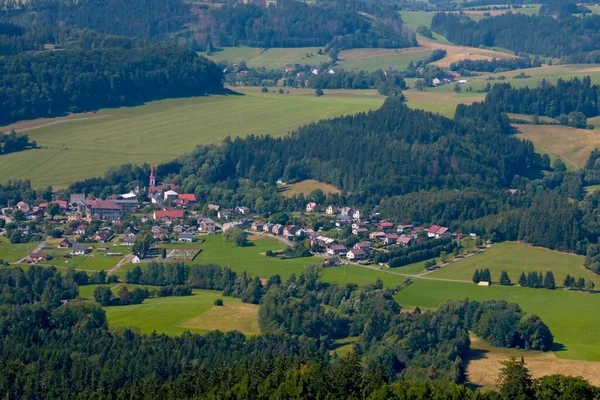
[427,225,441,234]
[379,222,394,228]
[154,210,184,219]
[91,200,122,210]
[349,248,365,256]
[330,245,346,251]
[437,227,449,235]
[39,200,68,209]
[178,194,196,202]
[398,237,412,245]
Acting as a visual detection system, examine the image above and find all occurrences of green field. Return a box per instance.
[0,88,383,188]
[202,47,330,68]
[38,242,129,271]
[104,289,259,336]
[398,11,451,44]
[395,279,600,362]
[336,48,433,72]
[429,242,598,286]
[0,238,38,263]
[403,90,485,117]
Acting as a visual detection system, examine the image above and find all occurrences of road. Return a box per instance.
[13,239,47,264]
[107,254,132,276]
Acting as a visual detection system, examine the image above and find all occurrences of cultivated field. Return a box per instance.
[280,179,341,198]
[336,48,433,72]
[418,38,515,68]
[0,88,383,188]
[104,289,259,335]
[429,241,598,287]
[515,123,598,170]
[202,47,329,69]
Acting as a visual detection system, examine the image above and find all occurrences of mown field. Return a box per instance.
[103,289,259,336]
[202,46,329,69]
[429,241,598,286]
[403,90,484,117]
[0,238,38,263]
[0,88,383,188]
[336,48,433,72]
[280,179,341,198]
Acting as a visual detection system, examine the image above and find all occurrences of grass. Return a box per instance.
[202,47,329,69]
[336,48,433,72]
[417,38,515,68]
[514,123,599,170]
[395,279,600,362]
[403,90,484,117]
[280,179,340,198]
[585,184,600,194]
[37,242,128,271]
[104,289,258,335]
[428,242,598,286]
[0,238,38,263]
[0,87,383,188]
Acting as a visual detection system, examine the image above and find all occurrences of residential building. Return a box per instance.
[369,232,386,241]
[283,225,297,237]
[340,207,352,216]
[131,255,141,263]
[383,234,398,245]
[151,193,163,205]
[69,193,86,207]
[218,209,233,220]
[163,190,179,203]
[198,218,216,233]
[427,225,451,239]
[71,244,88,255]
[378,222,394,230]
[397,236,414,247]
[122,232,136,245]
[346,248,366,261]
[352,227,368,236]
[151,226,168,240]
[336,215,352,227]
[89,199,122,221]
[29,252,50,262]
[67,211,83,222]
[326,205,338,215]
[324,257,342,266]
[327,245,347,256]
[153,210,184,221]
[208,204,220,212]
[352,210,362,220]
[75,225,87,235]
[178,233,196,242]
[263,223,274,233]
[222,221,243,232]
[235,206,250,215]
[306,202,317,212]
[251,221,264,231]
[397,224,413,233]
[58,238,73,248]
[272,224,284,235]
[173,225,184,234]
[354,242,371,253]
[16,201,30,213]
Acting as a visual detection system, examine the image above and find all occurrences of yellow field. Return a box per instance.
[180,301,260,336]
[280,179,341,198]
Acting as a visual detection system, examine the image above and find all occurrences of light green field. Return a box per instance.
[336,48,433,72]
[280,179,340,198]
[104,289,259,336]
[585,184,600,194]
[202,47,329,68]
[395,279,600,362]
[398,11,451,44]
[38,242,128,271]
[0,88,383,188]
[0,238,38,263]
[429,242,598,287]
[403,90,485,117]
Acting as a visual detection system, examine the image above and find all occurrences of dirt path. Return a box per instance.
[2,114,111,133]
[107,254,132,276]
[417,244,491,277]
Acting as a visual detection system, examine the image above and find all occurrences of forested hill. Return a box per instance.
[0,29,224,125]
[431,12,600,58]
[177,96,537,196]
[2,0,416,50]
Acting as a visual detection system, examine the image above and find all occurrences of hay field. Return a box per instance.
[280,179,341,198]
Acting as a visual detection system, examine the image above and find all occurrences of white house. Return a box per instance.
[346,248,366,261]
[132,255,141,263]
[326,205,338,215]
[352,210,362,220]
[306,202,317,213]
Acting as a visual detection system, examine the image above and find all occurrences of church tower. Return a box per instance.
[149,166,156,192]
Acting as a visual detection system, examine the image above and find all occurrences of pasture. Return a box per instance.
[336,48,433,72]
[104,289,259,336]
[202,47,329,69]
[0,88,383,188]
[428,241,598,286]
[0,238,38,263]
[280,179,341,198]
[395,278,600,362]
[418,38,515,68]
[403,90,484,117]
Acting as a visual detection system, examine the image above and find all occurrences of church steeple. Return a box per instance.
[149,166,156,192]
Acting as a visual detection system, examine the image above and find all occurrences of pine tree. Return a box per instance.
[472,269,481,283]
[500,270,511,286]
[576,277,586,290]
[481,268,491,283]
[519,272,527,287]
[543,271,555,290]
[563,274,574,288]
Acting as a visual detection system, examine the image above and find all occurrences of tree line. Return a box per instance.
[450,56,542,74]
[0,130,35,155]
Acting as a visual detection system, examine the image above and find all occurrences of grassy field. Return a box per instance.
[336,48,433,72]
[202,47,329,69]
[395,279,600,362]
[37,242,129,271]
[429,242,598,286]
[280,179,341,198]
[403,90,484,117]
[0,238,38,263]
[0,88,383,188]
[104,289,259,336]
[418,38,515,68]
[585,184,600,194]
[515,123,599,170]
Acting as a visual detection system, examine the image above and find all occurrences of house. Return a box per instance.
[218,209,233,220]
[324,257,342,266]
[122,232,136,245]
[432,78,441,86]
[352,221,367,230]
[397,236,414,247]
[340,207,352,216]
[251,221,264,231]
[208,204,220,212]
[29,252,50,262]
[352,210,362,220]
[369,232,386,241]
[93,228,112,243]
[383,234,398,245]
[378,222,394,230]
[222,221,243,232]
[75,225,87,235]
[16,201,30,213]
[89,200,122,221]
[283,225,297,237]
[427,225,441,238]
[178,194,196,203]
[352,227,368,236]
[71,243,89,255]
[27,209,45,220]
[336,215,352,227]
[58,238,73,248]
[306,202,317,213]
[262,223,274,233]
[69,193,86,207]
[354,242,371,252]
[151,226,168,239]
[151,193,164,205]
[346,248,366,261]
[397,224,413,233]
[1,207,14,215]
[173,225,184,234]
[39,200,68,210]
[108,193,139,211]
[67,211,83,222]
[198,218,216,233]
[131,255,141,263]
[326,205,338,215]
[163,190,179,202]
[178,232,196,243]
[272,224,284,235]
[311,68,318,75]
[235,206,250,215]
[327,245,347,256]
[153,210,184,221]
[427,225,451,239]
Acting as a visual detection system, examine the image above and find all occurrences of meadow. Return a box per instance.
[403,90,484,117]
[429,241,598,286]
[103,289,259,336]
[279,179,341,198]
[0,238,38,263]
[0,88,384,188]
[202,47,329,69]
[336,48,433,72]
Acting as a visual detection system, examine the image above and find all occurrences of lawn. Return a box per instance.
[0,238,38,263]
[0,88,383,188]
[280,179,340,198]
[103,289,259,336]
[395,279,600,362]
[202,47,329,69]
[428,242,598,287]
[37,242,125,271]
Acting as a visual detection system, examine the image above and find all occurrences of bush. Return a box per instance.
[214,298,224,306]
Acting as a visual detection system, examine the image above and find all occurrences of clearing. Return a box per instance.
[104,289,259,336]
[428,241,598,287]
[0,88,383,188]
[202,47,329,69]
[336,48,433,72]
[467,335,600,390]
[515,123,599,170]
[403,90,484,117]
[418,38,515,68]
[280,179,341,198]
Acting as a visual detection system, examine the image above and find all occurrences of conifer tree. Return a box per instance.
[500,270,511,286]
[472,269,480,283]
[543,271,555,290]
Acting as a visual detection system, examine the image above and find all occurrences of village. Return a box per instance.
[0,168,465,273]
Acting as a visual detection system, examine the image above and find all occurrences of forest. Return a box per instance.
[431,12,600,57]
[449,57,542,73]
[0,28,223,124]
